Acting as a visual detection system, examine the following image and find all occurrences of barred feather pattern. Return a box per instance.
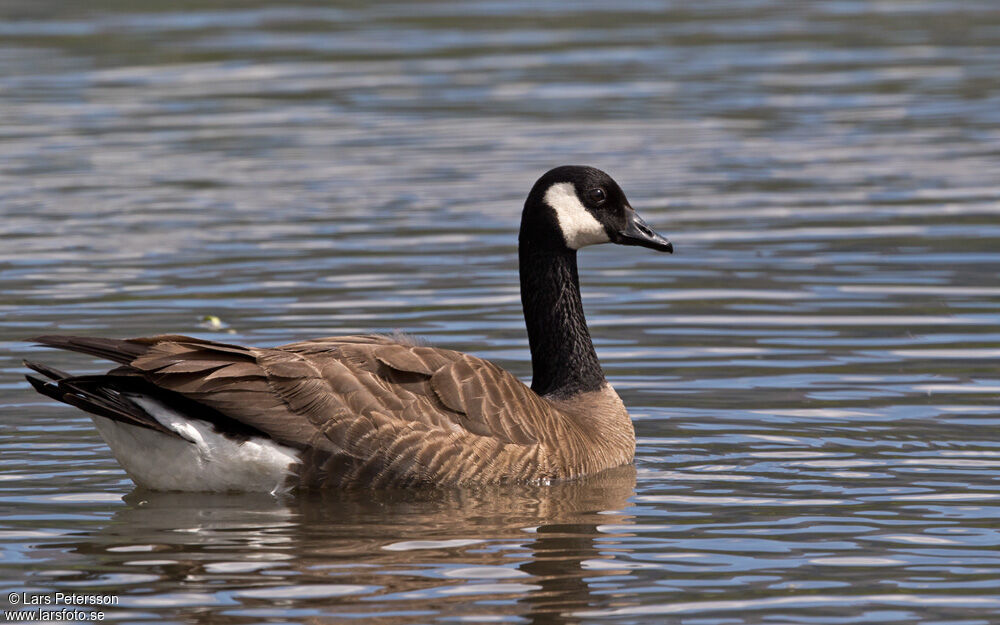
[42,334,635,489]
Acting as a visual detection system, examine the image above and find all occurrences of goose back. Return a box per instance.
[29,334,635,489]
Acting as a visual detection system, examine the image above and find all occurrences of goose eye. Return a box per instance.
[588,188,606,204]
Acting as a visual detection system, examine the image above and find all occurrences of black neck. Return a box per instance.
[519,244,606,398]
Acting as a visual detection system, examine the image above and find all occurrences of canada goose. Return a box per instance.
[25,165,672,492]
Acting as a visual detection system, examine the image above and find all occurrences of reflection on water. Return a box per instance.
[2,0,1000,623]
[49,468,636,624]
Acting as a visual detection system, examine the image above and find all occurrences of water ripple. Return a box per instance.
[1,1,999,623]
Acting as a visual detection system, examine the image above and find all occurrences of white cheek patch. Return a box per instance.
[544,182,610,250]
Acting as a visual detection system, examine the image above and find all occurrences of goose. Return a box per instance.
[24,165,672,493]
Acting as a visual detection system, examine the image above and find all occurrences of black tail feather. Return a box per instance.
[23,359,71,381]
[25,373,57,397]
[23,369,183,439]
[25,358,266,443]
[26,335,270,443]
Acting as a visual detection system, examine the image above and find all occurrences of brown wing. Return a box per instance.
[117,334,562,487]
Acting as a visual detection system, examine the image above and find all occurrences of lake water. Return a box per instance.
[2,1,1000,623]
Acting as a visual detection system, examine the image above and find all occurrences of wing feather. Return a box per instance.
[37,334,567,486]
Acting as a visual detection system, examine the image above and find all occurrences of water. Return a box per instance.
[2,1,1000,623]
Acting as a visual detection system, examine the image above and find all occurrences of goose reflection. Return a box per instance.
[53,466,637,624]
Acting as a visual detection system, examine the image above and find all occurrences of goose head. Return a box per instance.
[520,165,673,254]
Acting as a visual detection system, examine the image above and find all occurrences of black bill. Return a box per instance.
[614,208,673,253]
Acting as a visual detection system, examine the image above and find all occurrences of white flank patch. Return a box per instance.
[544,182,610,250]
[91,396,299,494]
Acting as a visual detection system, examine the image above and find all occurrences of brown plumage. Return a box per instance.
[25,166,672,491]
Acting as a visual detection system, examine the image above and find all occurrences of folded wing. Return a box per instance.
[34,334,565,487]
